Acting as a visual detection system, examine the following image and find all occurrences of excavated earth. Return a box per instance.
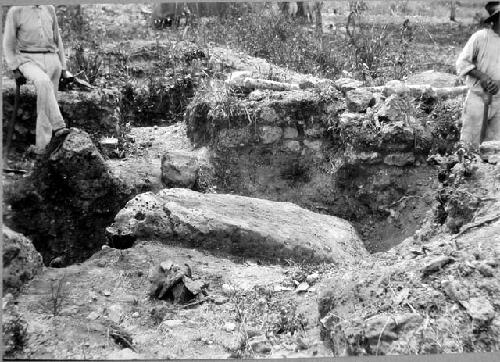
[3,43,500,359]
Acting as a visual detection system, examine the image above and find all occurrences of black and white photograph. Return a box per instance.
[1,0,500,359]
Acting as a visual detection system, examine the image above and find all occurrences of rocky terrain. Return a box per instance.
[2,4,500,360]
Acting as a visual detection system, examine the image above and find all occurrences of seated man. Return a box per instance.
[456,1,500,148]
[3,5,70,154]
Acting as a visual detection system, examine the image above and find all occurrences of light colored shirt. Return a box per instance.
[456,28,500,95]
[3,5,66,71]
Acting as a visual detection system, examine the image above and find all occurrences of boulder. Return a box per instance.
[106,188,367,264]
[345,88,375,113]
[376,94,414,123]
[161,149,211,189]
[2,227,43,294]
[5,129,131,266]
[149,262,207,303]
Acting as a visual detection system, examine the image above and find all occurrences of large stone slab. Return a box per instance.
[106,188,367,264]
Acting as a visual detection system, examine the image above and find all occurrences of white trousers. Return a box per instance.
[460,90,500,148]
[18,53,66,150]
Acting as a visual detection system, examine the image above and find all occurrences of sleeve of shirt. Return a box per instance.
[49,6,67,70]
[456,31,480,78]
[2,7,19,71]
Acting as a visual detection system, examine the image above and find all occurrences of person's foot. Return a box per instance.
[25,145,44,158]
[53,127,70,138]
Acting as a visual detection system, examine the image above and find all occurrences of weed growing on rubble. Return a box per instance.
[41,274,69,317]
[224,285,310,357]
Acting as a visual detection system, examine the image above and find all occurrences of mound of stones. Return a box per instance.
[106,188,367,264]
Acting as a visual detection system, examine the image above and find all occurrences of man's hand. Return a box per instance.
[479,75,499,95]
[13,69,26,86]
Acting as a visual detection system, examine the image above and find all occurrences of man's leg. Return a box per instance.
[460,91,484,149]
[486,96,500,142]
[45,53,62,99]
[18,61,66,151]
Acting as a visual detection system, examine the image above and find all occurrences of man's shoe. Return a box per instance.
[53,127,70,138]
[25,145,44,158]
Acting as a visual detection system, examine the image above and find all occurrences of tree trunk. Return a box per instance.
[315,2,323,36]
[450,1,456,22]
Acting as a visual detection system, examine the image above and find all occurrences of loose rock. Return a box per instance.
[421,256,454,276]
[306,272,320,285]
[149,262,207,303]
[296,282,310,293]
[107,304,124,324]
[463,297,495,323]
[224,322,236,332]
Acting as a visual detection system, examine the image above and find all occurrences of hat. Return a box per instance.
[485,1,500,23]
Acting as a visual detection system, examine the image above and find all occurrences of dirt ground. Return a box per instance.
[12,242,335,359]
[3,1,500,359]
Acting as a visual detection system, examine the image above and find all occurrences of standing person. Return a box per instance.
[456,1,500,149]
[3,5,70,155]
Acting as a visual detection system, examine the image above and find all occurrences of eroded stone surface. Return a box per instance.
[5,129,131,266]
[2,227,43,294]
[107,188,366,264]
[161,150,211,189]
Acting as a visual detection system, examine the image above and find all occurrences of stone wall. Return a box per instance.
[185,78,465,251]
[2,78,121,148]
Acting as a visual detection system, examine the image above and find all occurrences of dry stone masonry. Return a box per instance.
[2,78,121,147]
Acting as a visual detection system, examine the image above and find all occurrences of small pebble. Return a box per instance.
[132,312,140,318]
[87,312,99,320]
[103,290,111,297]
[296,282,309,293]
